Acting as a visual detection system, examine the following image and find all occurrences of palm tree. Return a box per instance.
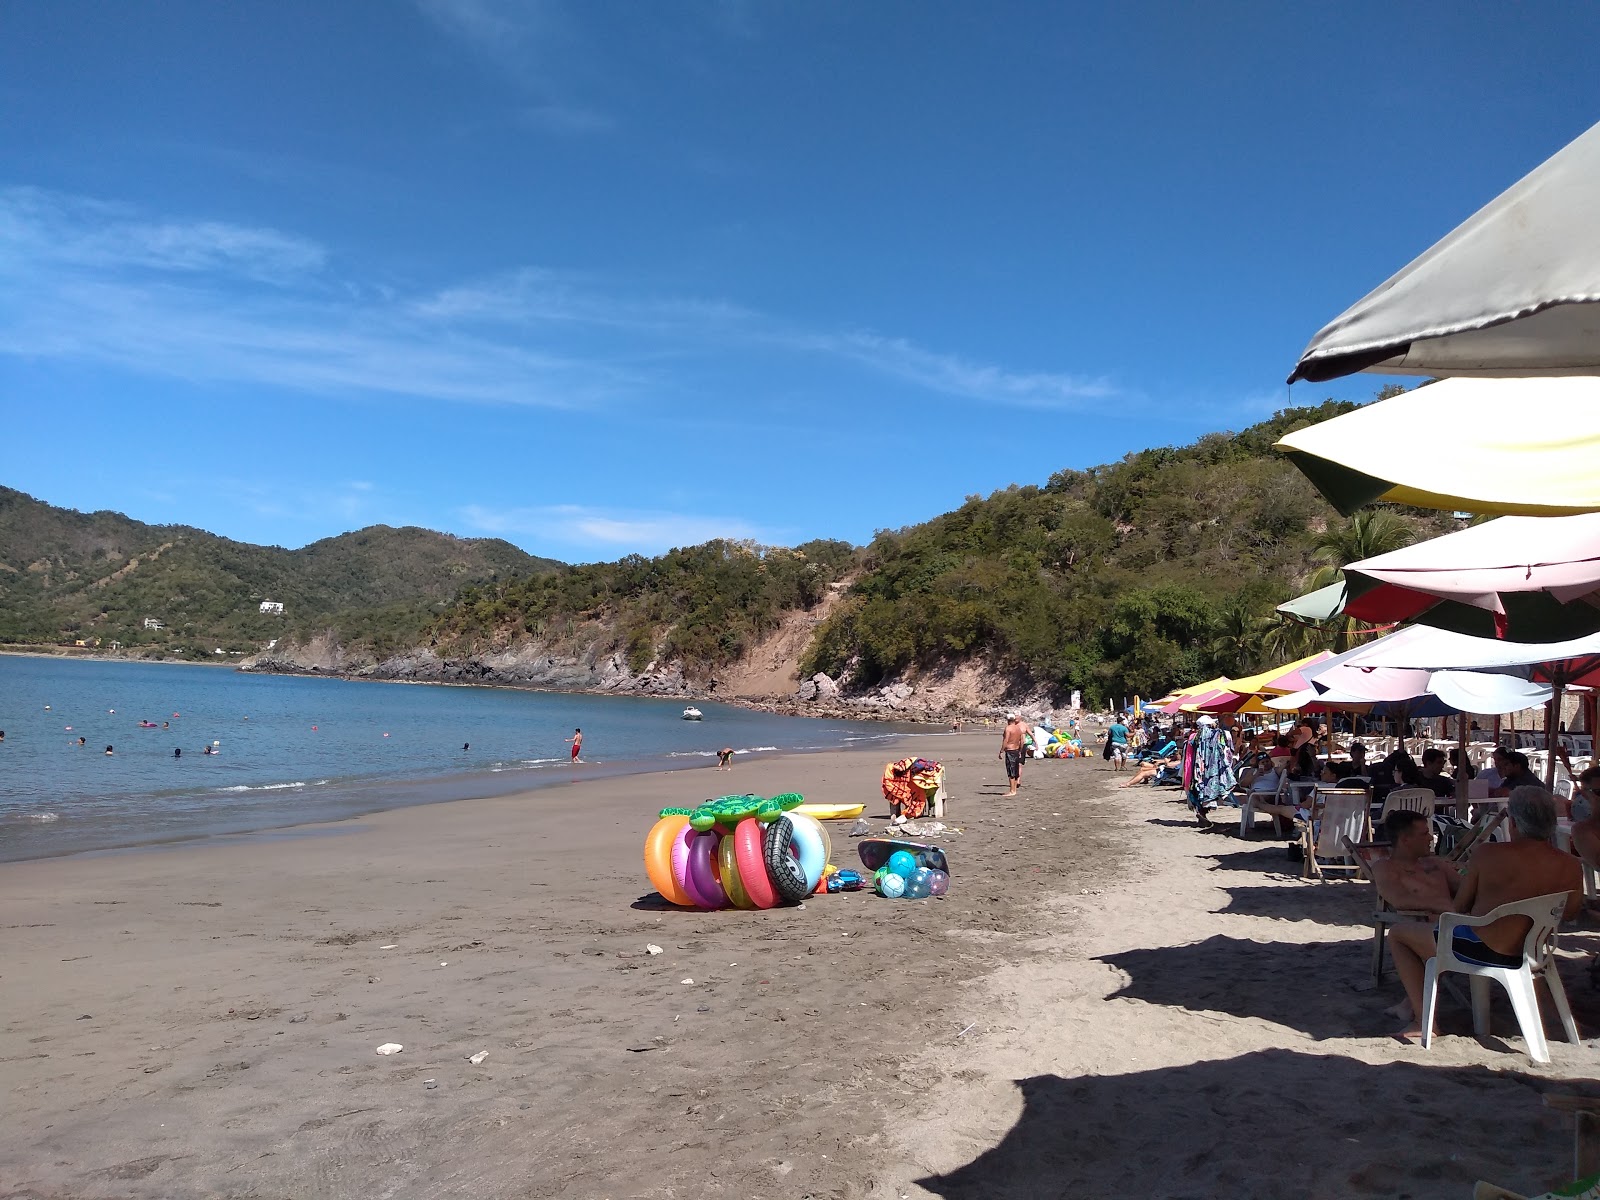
[1208,601,1262,676]
[1306,509,1417,592]
[1305,509,1417,650]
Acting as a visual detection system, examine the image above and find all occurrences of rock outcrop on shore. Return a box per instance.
[240,631,1060,724]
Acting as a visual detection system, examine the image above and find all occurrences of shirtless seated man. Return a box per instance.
[1385,785,1581,1043]
[1371,810,1458,918]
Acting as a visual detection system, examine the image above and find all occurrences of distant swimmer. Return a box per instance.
[203,745,214,756]
[566,728,583,763]
[104,745,114,755]
[173,747,182,759]
[0,730,5,743]
[462,743,470,752]
[77,736,86,746]
[162,720,169,730]
[717,747,734,771]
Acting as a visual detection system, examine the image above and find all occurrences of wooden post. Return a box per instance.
[1546,680,1566,789]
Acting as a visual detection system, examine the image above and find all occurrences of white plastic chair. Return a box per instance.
[1379,787,1435,822]
[1419,891,1579,1064]
[1239,767,1286,839]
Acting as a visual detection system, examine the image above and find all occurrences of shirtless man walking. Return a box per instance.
[1000,715,1025,797]
[1386,786,1581,1043]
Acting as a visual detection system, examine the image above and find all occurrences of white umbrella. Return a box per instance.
[1289,120,1600,383]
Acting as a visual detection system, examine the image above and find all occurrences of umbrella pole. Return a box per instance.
[1455,712,1470,821]
[1546,679,1565,789]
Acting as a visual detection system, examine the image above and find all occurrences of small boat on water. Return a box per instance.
[682,706,704,721]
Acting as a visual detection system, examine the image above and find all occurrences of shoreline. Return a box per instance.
[2,643,1024,724]
[4,728,949,865]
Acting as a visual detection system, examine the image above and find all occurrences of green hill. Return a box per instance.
[427,398,1457,703]
[0,486,559,658]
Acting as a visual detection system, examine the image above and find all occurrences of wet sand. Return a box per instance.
[4,741,1599,1198]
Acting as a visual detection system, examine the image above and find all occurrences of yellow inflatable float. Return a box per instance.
[796,802,865,821]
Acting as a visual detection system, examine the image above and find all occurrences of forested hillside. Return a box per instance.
[427,398,1456,703]
[0,487,557,657]
[6,398,1451,703]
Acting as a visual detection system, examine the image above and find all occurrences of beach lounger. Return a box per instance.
[1419,890,1579,1064]
[1298,788,1370,881]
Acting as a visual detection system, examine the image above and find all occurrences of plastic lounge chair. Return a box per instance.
[1298,788,1370,881]
[1419,891,1580,1064]
[1444,808,1508,866]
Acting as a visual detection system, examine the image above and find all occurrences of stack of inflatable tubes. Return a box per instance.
[643,793,834,910]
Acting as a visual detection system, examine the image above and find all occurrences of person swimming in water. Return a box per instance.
[173,747,182,759]
[104,745,114,755]
[462,742,470,751]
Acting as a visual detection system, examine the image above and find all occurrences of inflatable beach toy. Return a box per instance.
[642,793,832,911]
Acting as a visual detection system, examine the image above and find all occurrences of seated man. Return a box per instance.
[1417,747,1457,801]
[1346,741,1370,778]
[1386,785,1582,1043]
[1490,749,1538,798]
[1371,810,1458,918]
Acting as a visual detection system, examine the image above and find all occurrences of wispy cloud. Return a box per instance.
[0,186,1113,413]
[518,104,615,136]
[0,186,324,282]
[460,502,767,555]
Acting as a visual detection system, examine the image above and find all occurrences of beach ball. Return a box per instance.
[926,870,950,896]
[878,872,906,899]
[886,850,917,878]
[906,867,933,899]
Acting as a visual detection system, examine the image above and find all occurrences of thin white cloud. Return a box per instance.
[519,104,615,135]
[0,186,324,282]
[460,503,766,554]
[0,187,1114,413]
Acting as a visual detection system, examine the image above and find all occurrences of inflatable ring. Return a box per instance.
[686,830,728,909]
[673,822,716,909]
[784,811,828,892]
[763,816,812,904]
[733,818,779,909]
[718,832,755,909]
[644,814,695,907]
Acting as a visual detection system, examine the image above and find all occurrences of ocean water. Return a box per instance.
[0,656,924,861]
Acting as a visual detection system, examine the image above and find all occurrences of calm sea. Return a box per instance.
[0,656,924,862]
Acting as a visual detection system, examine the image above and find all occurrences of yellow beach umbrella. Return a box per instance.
[1275,377,1600,517]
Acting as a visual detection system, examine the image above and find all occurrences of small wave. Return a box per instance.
[214,781,308,793]
[738,746,778,754]
[667,751,716,759]
[17,812,60,822]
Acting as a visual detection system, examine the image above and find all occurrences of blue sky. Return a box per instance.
[2,2,1597,562]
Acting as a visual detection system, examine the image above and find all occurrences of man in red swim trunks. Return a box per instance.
[566,727,582,763]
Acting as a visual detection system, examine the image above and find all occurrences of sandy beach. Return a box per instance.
[4,738,1600,1198]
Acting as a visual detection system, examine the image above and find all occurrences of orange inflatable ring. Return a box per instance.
[732,818,779,909]
[643,814,695,907]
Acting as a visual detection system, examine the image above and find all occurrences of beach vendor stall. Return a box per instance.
[883,756,944,824]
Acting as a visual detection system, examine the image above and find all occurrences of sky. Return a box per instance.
[2,2,1597,562]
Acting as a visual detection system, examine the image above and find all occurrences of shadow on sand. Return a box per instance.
[1214,882,1370,926]
[915,1049,1587,1199]
[1097,935,1378,1040]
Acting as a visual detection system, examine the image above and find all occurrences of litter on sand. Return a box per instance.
[645,944,663,955]
[468,1050,489,1065]
[375,1043,403,1055]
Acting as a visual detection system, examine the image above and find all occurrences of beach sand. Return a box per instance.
[4,740,1599,1198]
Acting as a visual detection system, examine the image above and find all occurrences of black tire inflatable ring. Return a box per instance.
[763,816,811,904]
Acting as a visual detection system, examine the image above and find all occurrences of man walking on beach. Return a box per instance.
[566,728,583,763]
[1000,715,1025,796]
[1107,713,1129,772]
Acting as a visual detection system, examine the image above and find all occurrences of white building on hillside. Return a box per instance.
[259,600,285,615]
[142,617,163,630]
